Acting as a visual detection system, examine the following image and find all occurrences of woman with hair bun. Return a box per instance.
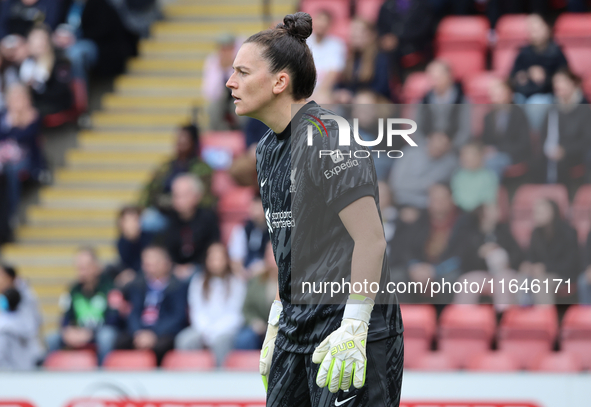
[226,12,403,407]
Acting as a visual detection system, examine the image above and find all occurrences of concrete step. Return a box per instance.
[17,225,117,244]
[65,150,168,169]
[127,58,204,75]
[101,94,202,112]
[53,169,151,188]
[0,244,116,265]
[139,40,213,58]
[19,265,76,281]
[78,130,174,151]
[114,76,202,96]
[27,207,118,226]
[162,3,293,20]
[39,187,139,208]
[91,111,190,130]
[151,21,267,40]
[32,284,70,299]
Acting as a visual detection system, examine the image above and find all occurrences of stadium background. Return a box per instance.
[0,0,589,406]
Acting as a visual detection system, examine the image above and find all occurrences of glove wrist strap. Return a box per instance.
[268,300,283,326]
[343,294,374,325]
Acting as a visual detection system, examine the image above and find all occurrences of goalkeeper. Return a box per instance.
[225,12,404,407]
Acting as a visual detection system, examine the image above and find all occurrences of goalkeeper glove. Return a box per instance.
[312,294,374,393]
[260,300,282,391]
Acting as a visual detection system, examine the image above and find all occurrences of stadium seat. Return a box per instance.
[562,46,591,78]
[554,13,591,47]
[161,350,216,371]
[436,49,486,80]
[572,185,591,244]
[201,131,246,159]
[438,305,496,368]
[400,305,437,368]
[492,46,519,76]
[495,14,529,48]
[532,351,583,372]
[103,350,157,371]
[44,350,98,371]
[223,350,260,371]
[497,186,510,223]
[435,16,489,52]
[561,305,591,369]
[401,72,430,104]
[43,79,88,128]
[300,0,351,41]
[498,306,558,369]
[413,351,458,371]
[583,77,591,100]
[218,187,255,223]
[467,351,520,372]
[512,184,569,220]
[355,0,383,22]
[464,72,501,104]
[212,170,237,197]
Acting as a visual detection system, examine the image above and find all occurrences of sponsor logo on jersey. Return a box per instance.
[324,156,359,179]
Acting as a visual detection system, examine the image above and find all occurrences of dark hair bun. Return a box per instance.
[282,12,313,42]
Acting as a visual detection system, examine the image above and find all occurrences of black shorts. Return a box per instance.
[266,334,404,407]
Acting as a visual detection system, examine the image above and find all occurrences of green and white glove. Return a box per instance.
[312,294,374,393]
[260,300,282,391]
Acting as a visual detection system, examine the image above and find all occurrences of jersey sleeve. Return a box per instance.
[306,120,377,214]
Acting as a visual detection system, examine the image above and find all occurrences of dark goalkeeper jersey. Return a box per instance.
[256,101,403,354]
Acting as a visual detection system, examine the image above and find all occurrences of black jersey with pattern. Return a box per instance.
[256,101,403,354]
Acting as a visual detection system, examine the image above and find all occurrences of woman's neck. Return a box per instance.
[258,97,308,134]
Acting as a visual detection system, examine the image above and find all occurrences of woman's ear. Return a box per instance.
[272,71,290,95]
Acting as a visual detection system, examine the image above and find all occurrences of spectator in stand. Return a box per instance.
[404,183,459,302]
[537,69,591,184]
[228,194,269,277]
[416,59,471,151]
[451,141,498,212]
[159,174,220,280]
[46,248,120,365]
[0,264,42,369]
[0,83,42,223]
[140,125,214,234]
[306,9,346,103]
[578,228,591,304]
[481,78,531,179]
[116,244,187,365]
[0,0,64,38]
[234,241,277,350]
[334,18,391,103]
[449,204,523,310]
[376,0,434,81]
[0,34,29,88]
[510,14,568,128]
[20,24,73,116]
[202,33,242,130]
[110,206,152,288]
[388,130,457,209]
[0,174,10,243]
[175,243,246,366]
[520,198,579,304]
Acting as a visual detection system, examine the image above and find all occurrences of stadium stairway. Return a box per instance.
[0,0,297,336]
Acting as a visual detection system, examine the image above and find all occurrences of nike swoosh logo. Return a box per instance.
[261,178,267,186]
[335,395,356,406]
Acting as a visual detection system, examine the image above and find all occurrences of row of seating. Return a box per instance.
[403,304,591,371]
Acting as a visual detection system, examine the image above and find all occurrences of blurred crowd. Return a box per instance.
[1,0,591,370]
[0,0,159,243]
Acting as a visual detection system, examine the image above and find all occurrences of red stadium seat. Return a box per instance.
[161,350,216,371]
[497,186,510,223]
[492,46,519,76]
[562,46,591,78]
[572,185,591,244]
[413,351,458,371]
[467,351,520,372]
[561,305,591,369]
[532,351,583,372]
[223,350,260,371]
[43,79,88,128]
[355,0,383,22]
[300,0,351,41]
[44,350,98,371]
[438,305,496,368]
[436,16,489,52]
[437,49,486,80]
[495,14,529,48]
[218,187,255,223]
[401,72,430,104]
[498,305,558,369]
[554,13,591,47]
[512,184,569,220]
[464,72,501,104]
[400,305,437,368]
[583,77,591,101]
[212,170,238,197]
[103,350,157,371]
[201,131,246,159]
